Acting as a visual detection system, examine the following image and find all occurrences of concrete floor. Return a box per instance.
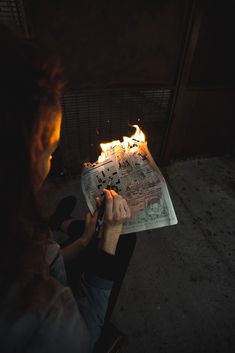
[44,156,235,353]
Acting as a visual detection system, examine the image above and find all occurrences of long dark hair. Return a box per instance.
[0,25,64,301]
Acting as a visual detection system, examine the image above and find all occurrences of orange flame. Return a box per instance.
[98,125,146,163]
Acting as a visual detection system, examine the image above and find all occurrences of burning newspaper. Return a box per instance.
[81,125,177,234]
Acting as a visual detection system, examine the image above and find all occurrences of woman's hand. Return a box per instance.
[62,203,100,263]
[99,189,131,255]
[81,206,99,246]
[104,189,131,226]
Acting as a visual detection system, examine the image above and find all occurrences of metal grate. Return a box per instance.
[0,0,28,34]
[57,87,172,175]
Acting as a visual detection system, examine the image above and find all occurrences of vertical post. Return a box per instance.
[159,0,207,164]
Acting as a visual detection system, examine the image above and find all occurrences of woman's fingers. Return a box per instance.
[122,198,131,218]
[103,189,113,222]
[112,192,122,221]
[82,210,100,245]
[110,190,131,220]
[103,188,131,225]
[119,200,131,220]
[85,210,98,227]
[95,196,101,208]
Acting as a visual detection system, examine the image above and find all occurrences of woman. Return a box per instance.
[0,26,131,353]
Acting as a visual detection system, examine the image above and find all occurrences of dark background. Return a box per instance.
[2,0,235,172]
[1,3,235,353]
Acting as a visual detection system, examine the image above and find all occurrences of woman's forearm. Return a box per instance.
[61,237,86,263]
[98,224,122,255]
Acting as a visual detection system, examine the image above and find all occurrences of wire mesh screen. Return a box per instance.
[0,0,27,33]
[53,88,172,176]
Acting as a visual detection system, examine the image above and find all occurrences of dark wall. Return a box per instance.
[24,0,235,166]
[163,0,235,162]
[189,0,235,87]
[24,0,189,88]
[164,89,235,160]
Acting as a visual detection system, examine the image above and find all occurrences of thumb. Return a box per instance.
[93,208,99,222]
[85,212,92,224]
[86,210,99,224]
[95,196,101,208]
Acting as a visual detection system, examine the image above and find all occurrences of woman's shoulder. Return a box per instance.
[0,276,90,353]
[0,275,69,324]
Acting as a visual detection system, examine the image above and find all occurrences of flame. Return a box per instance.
[97,125,146,163]
[131,124,145,142]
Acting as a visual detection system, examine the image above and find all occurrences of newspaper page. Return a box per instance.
[81,140,177,234]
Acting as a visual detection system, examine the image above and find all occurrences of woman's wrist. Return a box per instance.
[98,224,122,255]
[61,237,86,262]
[78,236,87,248]
[80,231,92,247]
